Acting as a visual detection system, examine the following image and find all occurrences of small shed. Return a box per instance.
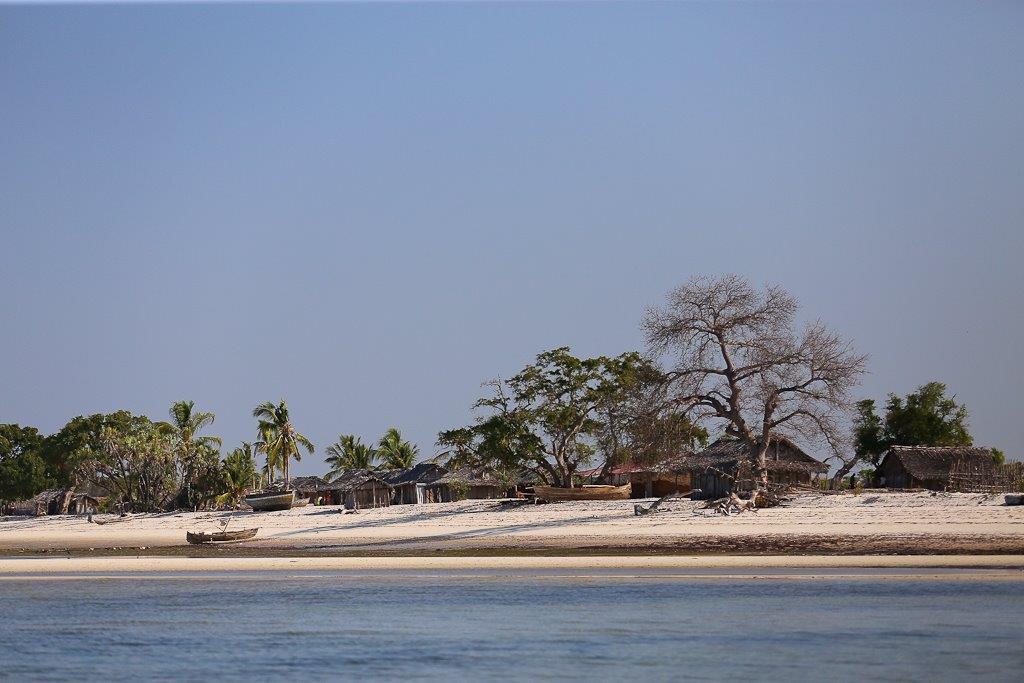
[425,468,506,503]
[668,436,827,500]
[876,446,994,490]
[382,463,448,504]
[321,469,393,509]
[10,489,102,516]
[290,476,328,504]
[578,463,693,498]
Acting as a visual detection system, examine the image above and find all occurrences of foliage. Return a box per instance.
[0,424,50,506]
[854,382,973,465]
[253,400,314,484]
[325,435,377,478]
[157,400,222,509]
[376,427,419,471]
[81,422,178,512]
[439,347,658,487]
[991,448,1005,466]
[217,443,258,507]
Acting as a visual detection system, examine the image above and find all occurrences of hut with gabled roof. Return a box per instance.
[290,476,328,504]
[665,436,827,500]
[424,468,506,503]
[321,469,393,509]
[875,446,994,490]
[9,489,102,516]
[382,462,448,504]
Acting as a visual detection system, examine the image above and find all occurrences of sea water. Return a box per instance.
[1,568,1022,681]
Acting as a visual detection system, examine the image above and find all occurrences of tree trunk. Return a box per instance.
[59,486,76,515]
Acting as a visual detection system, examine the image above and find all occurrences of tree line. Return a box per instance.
[436,275,1000,492]
[2,275,1004,511]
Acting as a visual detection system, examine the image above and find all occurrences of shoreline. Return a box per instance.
[2,554,1024,579]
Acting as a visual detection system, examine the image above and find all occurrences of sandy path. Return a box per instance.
[1,492,1021,554]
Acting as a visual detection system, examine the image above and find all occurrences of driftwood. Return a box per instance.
[634,490,700,516]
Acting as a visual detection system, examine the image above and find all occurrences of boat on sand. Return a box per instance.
[534,484,631,502]
[244,490,296,512]
[186,528,259,544]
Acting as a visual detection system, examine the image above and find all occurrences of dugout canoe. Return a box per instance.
[186,528,259,545]
[534,484,631,502]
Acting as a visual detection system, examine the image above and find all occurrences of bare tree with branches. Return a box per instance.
[644,275,867,499]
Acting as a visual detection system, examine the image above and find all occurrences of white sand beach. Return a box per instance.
[1,492,1022,557]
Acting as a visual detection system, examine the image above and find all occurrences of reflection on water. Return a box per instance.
[1,572,1022,681]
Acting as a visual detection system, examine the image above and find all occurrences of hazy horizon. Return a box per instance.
[2,2,1021,471]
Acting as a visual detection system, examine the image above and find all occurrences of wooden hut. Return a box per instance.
[666,436,827,500]
[425,468,506,503]
[10,489,102,516]
[382,463,448,505]
[578,463,693,498]
[290,476,328,504]
[320,469,393,509]
[875,446,994,490]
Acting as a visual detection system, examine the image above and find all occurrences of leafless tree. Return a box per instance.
[643,275,867,496]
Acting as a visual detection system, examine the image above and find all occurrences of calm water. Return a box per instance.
[1,569,1022,681]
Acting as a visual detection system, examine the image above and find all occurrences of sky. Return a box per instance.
[1,1,1022,472]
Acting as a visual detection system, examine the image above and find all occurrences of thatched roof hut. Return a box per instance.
[876,446,993,490]
[290,476,328,502]
[321,469,393,509]
[663,436,827,499]
[425,468,507,503]
[382,463,447,504]
[9,489,102,516]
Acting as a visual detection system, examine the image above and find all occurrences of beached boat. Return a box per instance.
[244,490,296,512]
[291,496,309,508]
[534,483,631,502]
[87,514,131,525]
[185,528,259,545]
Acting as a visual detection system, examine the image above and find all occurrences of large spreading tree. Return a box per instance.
[644,275,867,495]
[439,347,659,487]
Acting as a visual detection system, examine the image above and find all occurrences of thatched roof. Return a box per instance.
[290,476,327,493]
[881,446,993,482]
[322,469,392,492]
[429,467,504,487]
[382,463,447,487]
[663,436,827,475]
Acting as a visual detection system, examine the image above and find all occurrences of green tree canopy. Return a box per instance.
[0,424,50,505]
[325,435,377,478]
[854,382,973,466]
[157,400,222,509]
[439,347,659,487]
[376,428,418,471]
[253,400,313,486]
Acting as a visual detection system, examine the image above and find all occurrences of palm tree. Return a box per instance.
[324,435,376,479]
[217,443,258,507]
[376,427,418,471]
[159,400,222,508]
[252,400,314,487]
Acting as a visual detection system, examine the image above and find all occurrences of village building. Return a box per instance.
[579,462,694,498]
[875,446,994,490]
[9,489,102,516]
[424,468,507,503]
[290,476,328,504]
[382,462,448,504]
[665,436,827,500]
[319,469,393,509]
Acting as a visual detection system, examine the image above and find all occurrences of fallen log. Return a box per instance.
[634,490,700,516]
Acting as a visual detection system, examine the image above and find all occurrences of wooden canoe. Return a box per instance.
[186,528,259,544]
[87,514,130,525]
[534,484,631,502]
[244,490,295,512]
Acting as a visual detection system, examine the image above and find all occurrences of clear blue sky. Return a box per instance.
[1,2,1021,472]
